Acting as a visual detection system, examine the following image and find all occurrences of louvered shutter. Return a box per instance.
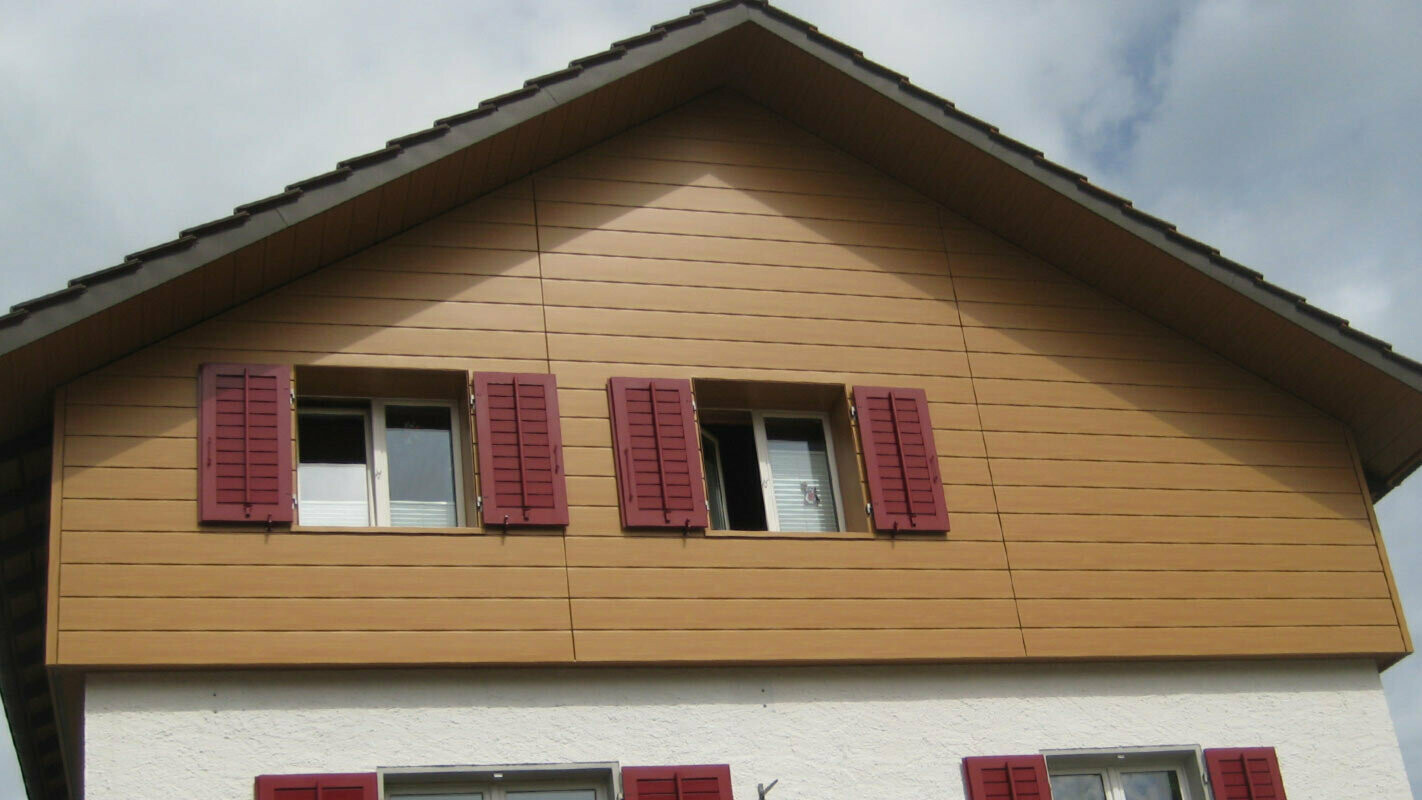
[623,765,734,800]
[473,372,569,526]
[255,772,377,800]
[607,377,709,529]
[852,385,949,532]
[199,363,293,524]
[963,756,1053,800]
[1205,748,1287,800]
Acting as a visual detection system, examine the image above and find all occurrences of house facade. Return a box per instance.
[0,3,1418,799]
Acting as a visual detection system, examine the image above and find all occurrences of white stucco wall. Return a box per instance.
[83,659,1410,799]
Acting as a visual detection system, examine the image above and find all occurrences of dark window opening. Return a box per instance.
[701,417,767,531]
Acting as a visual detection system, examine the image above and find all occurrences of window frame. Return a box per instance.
[380,763,618,800]
[1044,747,1206,800]
[296,396,467,528]
[748,409,847,533]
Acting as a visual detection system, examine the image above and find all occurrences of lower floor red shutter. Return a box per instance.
[255,772,377,800]
[963,755,1053,800]
[623,765,734,800]
[1204,748,1287,800]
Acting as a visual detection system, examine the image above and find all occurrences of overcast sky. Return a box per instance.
[2,1,1420,797]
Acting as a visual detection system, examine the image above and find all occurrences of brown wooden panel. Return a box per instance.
[990,460,1358,493]
[948,252,1074,282]
[545,153,920,201]
[540,227,950,275]
[573,628,1025,662]
[539,253,956,299]
[537,201,945,251]
[571,598,1019,630]
[64,436,193,468]
[972,378,1323,418]
[567,567,1014,599]
[957,301,1168,336]
[443,194,537,225]
[970,352,1267,389]
[965,328,1217,363]
[177,321,548,360]
[583,130,906,183]
[332,242,543,277]
[231,295,548,332]
[546,333,968,376]
[389,220,538,250]
[983,432,1354,468]
[532,176,940,225]
[542,279,960,325]
[1017,598,1398,628]
[63,467,194,500]
[66,405,194,438]
[66,376,194,407]
[999,515,1378,545]
[550,361,975,404]
[61,564,568,598]
[954,277,1125,309]
[1013,570,1391,599]
[60,597,571,631]
[564,536,1005,570]
[101,347,545,379]
[978,406,1343,442]
[61,531,564,566]
[993,486,1367,519]
[1006,541,1381,572]
[544,307,963,351]
[286,268,543,305]
[57,630,575,665]
[1022,625,1404,658]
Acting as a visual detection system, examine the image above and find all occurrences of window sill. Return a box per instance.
[703,528,877,540]
[289,524,560,536]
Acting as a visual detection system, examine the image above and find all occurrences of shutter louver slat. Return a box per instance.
[1205,748,1287,800]
[255,772,378,800]
[853,385,949,532]
[623,765,733,800]
[963,756,1053,800]
[608,378,710,530]
[474,372,569,527]
[199,363,293,524]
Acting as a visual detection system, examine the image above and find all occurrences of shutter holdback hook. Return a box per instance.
[758,780,778,800]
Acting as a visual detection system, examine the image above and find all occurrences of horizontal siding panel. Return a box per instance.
[61,531,564,566]
[328,243,542,276]
[993,486,1367,519]
[67,406,195,438]
[288,268,543,304]
[999,515,1378,545]
[389,219,538,250]
[568,568,1015,599]
[57,630,575,666]
[549,361,975,404]
[230,296,547,332]
[66,376,193,407]
[544,307,963,351]
[954,277,1125,309]
[573,628,1026,662]
[977,406,1342,442]
[62,564,569,598]
[965,328,1217,364]
[564,536,1005,570]
[947,253,1073,282]
[60,597,571,631]
[1016,598,1398,628]
[571,598,1020,630]
[585,131,901,180]
[537,201,945,251]
[440,194,537,225]
[546,333,970,376]
[540,252,956,300]
[541,227,951,275]
[988,460,1358,493]
[958,301,1168,336]
[533,177,940,226]
[542,279,960,325]
[177,321,548,360]
[1005,542,1381,572]
[983,432,1354,468]
[104,347,545,379]
[64,436,193,468]
[970,352,1266,389]
[971,379,1323,418]
[63,467,194,500]
[1013,570,1391,599]
[546,154,921,201]
[1022,625,1404,658]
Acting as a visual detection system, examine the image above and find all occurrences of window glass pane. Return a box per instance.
[1121,771,1182,800]
[507,791,596,800]
[385,405,457,527]
[1050,774,1108,800]
[393,793,483,800]
[298,413,370,526]
[764,417,839,532]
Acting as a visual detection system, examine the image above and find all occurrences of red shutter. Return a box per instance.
[963,756,1053,800]
[1205,748,1287,800]
[473,372,569,526]
[607,377,709,530]
[852,385,949,532]
[623,765,734,800]
[255,772,377,800]
[199,363,293,524]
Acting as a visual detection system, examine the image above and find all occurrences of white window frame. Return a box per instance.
[701,429,731,531]
[1045,747,1205,800]
[749,410,846,533]
[380,763,617,800]
[297,397,466,528]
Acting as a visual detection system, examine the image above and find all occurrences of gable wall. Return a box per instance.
[47,91,1407,667]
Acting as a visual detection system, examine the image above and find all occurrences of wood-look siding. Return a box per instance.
[49,91,1407,667]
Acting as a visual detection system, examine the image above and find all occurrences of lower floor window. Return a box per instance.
[383,764,614,800]
[1047,749,1203,800]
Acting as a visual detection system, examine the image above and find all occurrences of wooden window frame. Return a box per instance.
[296,397,467,529]
[747,410,847,533]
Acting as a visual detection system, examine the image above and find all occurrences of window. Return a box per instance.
[1045,749,1205,800]
[294,366,470,529]
[382,764,617,800]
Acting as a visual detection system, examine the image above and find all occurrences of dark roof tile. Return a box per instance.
[285,165,353,193]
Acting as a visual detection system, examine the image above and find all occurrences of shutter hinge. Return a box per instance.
[865,502,873,518]
[691,396,697,412]
[476,495,484,512]
[850,404,857,421]
[469,394,476,411]
[290,388,296,409]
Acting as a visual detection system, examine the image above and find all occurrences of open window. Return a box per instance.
[294,367,471,529]
[692,379,866,534]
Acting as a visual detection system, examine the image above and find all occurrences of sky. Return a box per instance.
[1,0,1420,796]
